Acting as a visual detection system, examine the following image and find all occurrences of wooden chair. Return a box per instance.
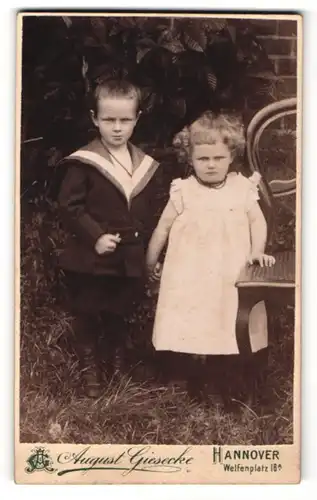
[235,97,297,357]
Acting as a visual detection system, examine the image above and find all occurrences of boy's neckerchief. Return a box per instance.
[101,140,133,178]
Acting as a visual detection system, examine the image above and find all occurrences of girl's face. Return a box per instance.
[191,142,233,184]
[91,97,139,149]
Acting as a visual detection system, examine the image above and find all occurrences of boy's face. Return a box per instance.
[191,142,233,184]
[92,97,139,149]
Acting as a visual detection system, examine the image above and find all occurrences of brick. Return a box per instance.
[277,57,297,76]
[260,38,294,56]
[250,19,278,36]
[278,20,298,37]
[276,77,297,98]
[273,59,279,74]
[291,38,298,57]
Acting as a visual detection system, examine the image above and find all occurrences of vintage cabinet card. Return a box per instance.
[15,11,301,484]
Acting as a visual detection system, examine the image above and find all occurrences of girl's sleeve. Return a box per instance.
[245,172,261,212]
[169,178,184,214]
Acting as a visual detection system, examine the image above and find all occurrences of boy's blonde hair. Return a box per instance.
[91,79,142,114]
[173,111,246,161]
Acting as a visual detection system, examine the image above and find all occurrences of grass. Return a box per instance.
[20,269,294,446]
[19,183,295,446]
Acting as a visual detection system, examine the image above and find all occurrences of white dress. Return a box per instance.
[152,173,268,355]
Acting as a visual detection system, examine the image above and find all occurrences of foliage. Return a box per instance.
[21,16,277,150]
[20,16,279,204]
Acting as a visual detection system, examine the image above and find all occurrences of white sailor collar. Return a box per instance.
[65,138,160,202]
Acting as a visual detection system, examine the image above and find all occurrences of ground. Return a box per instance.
[20,266,294,445]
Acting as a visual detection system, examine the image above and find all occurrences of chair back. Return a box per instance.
[246,97,297,247]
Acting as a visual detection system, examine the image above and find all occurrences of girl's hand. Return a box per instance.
[150,262,162,282]
[147,262,162,282]
[248,253,276,267]
[95,233,121,255]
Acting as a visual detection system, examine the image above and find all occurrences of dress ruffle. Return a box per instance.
[246,172,261,211]
[169,178,184,214]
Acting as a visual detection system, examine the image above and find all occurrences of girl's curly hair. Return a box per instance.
[173,111,246,163]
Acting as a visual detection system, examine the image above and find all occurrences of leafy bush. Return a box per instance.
[21,16,278,192]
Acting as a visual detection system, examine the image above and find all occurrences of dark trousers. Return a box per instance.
[73,311,126,369]
[62,270,144,371]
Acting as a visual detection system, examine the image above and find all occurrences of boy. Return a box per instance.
[57,79,163,397]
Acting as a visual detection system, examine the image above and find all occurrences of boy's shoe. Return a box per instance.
[100,345,125,380]
[114,346,125,373]
[82,375,102,398]
[80,345,103,398]
[110,346,126,376]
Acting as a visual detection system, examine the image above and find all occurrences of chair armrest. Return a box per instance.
[236,251,296,289]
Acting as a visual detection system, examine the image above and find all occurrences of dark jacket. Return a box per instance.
[57,138,165,278]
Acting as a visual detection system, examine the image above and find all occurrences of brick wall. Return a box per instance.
[249,18,297,127]
[247,18,298,186]
[250,18,297,100]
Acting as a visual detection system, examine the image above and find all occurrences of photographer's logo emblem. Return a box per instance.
[25,447,56,474]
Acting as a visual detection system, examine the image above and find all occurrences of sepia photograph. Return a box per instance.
[16,11,301,484]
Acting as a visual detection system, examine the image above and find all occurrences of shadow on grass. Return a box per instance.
[20,294,294,445]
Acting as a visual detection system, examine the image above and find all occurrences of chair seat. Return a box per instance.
[236,251,296,288]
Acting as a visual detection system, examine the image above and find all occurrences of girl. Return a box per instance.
[146,112,275,405]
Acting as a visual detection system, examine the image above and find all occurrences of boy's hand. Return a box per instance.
[248,253,276,268]
[95,233,121,255]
